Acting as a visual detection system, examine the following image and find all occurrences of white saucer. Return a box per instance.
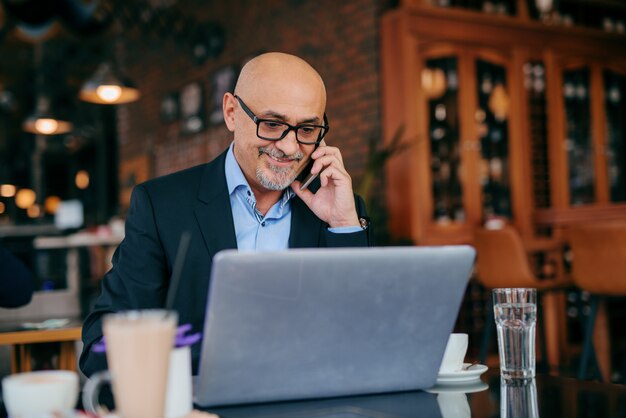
[427,379,489,394]
[435,363,488,385]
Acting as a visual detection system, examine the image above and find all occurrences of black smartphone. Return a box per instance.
[298,158,319,190]
[296,139,325,191]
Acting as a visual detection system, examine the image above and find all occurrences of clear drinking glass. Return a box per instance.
[493,288,537,381]
[500,378,539,418]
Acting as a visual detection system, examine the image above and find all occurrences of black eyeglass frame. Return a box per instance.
[234,95,329,145]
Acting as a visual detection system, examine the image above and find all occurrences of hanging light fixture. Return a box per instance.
[79,62,140,104]
[15,188,37,209]
[0,165,17,202]
[23,95,73,135]
[22,42,73,135]
[0,184,16,197]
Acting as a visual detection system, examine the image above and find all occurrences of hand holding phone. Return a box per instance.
[291,139,360,229]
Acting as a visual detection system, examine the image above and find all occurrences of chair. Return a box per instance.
[568,221,626,382]
[473,226,570,370]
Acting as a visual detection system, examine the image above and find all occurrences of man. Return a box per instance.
[80,52,371,376]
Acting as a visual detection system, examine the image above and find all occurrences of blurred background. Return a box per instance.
[0,0,625,383]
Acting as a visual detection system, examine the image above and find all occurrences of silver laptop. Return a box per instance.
[194,246,475,408]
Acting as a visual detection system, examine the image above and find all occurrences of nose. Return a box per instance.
[274,128,300,156]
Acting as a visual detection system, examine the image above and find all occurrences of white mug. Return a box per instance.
[2,370,79,417]
[165,346,193,418]
[439,333,468,373]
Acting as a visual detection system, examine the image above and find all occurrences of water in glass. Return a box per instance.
[495,302,536,380]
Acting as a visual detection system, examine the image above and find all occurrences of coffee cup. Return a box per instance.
[438,333,468,373]
[2,370,79,417]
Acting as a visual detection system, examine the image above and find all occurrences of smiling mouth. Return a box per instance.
[266,154,292,164]
[259,148,302,167]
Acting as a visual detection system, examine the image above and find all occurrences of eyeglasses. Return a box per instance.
[235,95,329,145]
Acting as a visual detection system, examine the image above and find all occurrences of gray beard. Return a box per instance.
[256,166,296,190]
[257,147,304,190]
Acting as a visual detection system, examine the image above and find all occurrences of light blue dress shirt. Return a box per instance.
[224,143,361,251]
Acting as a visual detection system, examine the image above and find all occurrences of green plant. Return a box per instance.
[356,125,414,245]
[356,125,411,209]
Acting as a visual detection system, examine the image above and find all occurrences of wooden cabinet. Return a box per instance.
[381,4,626,244]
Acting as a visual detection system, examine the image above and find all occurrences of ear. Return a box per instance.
[223,92,236,132]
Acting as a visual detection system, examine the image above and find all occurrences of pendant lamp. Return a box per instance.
[79,62,140,104]
[23,95,73,135]
[22,42,73,135]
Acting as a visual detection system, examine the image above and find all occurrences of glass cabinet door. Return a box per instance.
[422,50,515,232]
[560,66,626,206]
[563,67,594,205]
[476,59,512,220]
[604,70,626,203]
[524,60,550,209]
[424,56,464,224]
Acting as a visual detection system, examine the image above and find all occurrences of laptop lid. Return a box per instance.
[195,246,475,407]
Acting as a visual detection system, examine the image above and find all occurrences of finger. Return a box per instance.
[310,154,344,175]
[318,166,351,188]
[312,145,340,161]
[312,145,343,164]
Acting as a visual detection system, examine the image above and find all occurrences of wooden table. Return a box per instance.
[0,324,82,373]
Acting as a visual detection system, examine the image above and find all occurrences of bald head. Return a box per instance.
[234,52,326,111]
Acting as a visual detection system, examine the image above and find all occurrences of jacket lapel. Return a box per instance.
[194,151,237,257]
[289,196,323,248]
[193,149,323,252]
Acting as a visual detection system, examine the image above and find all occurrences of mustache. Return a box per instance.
[259,146,304,161]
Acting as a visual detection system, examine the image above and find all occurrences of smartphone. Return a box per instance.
[297,139,326,191]
[298,161,318,191]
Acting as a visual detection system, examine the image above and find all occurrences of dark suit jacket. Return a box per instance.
[0,246,34,308]
[80,150,371,376]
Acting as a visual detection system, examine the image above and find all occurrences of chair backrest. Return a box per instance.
[473,226,538,289]
[568,221,626,296]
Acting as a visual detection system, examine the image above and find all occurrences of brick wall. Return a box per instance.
[117,0,385,195]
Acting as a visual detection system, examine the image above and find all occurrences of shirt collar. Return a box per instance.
[225,142,249,196]
[224,142,295,208]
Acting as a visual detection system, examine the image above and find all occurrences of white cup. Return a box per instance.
[165,346,193,418]
[439,333,468,373]
[2,370,79,417]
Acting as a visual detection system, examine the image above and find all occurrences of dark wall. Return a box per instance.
[117,0,384,194]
